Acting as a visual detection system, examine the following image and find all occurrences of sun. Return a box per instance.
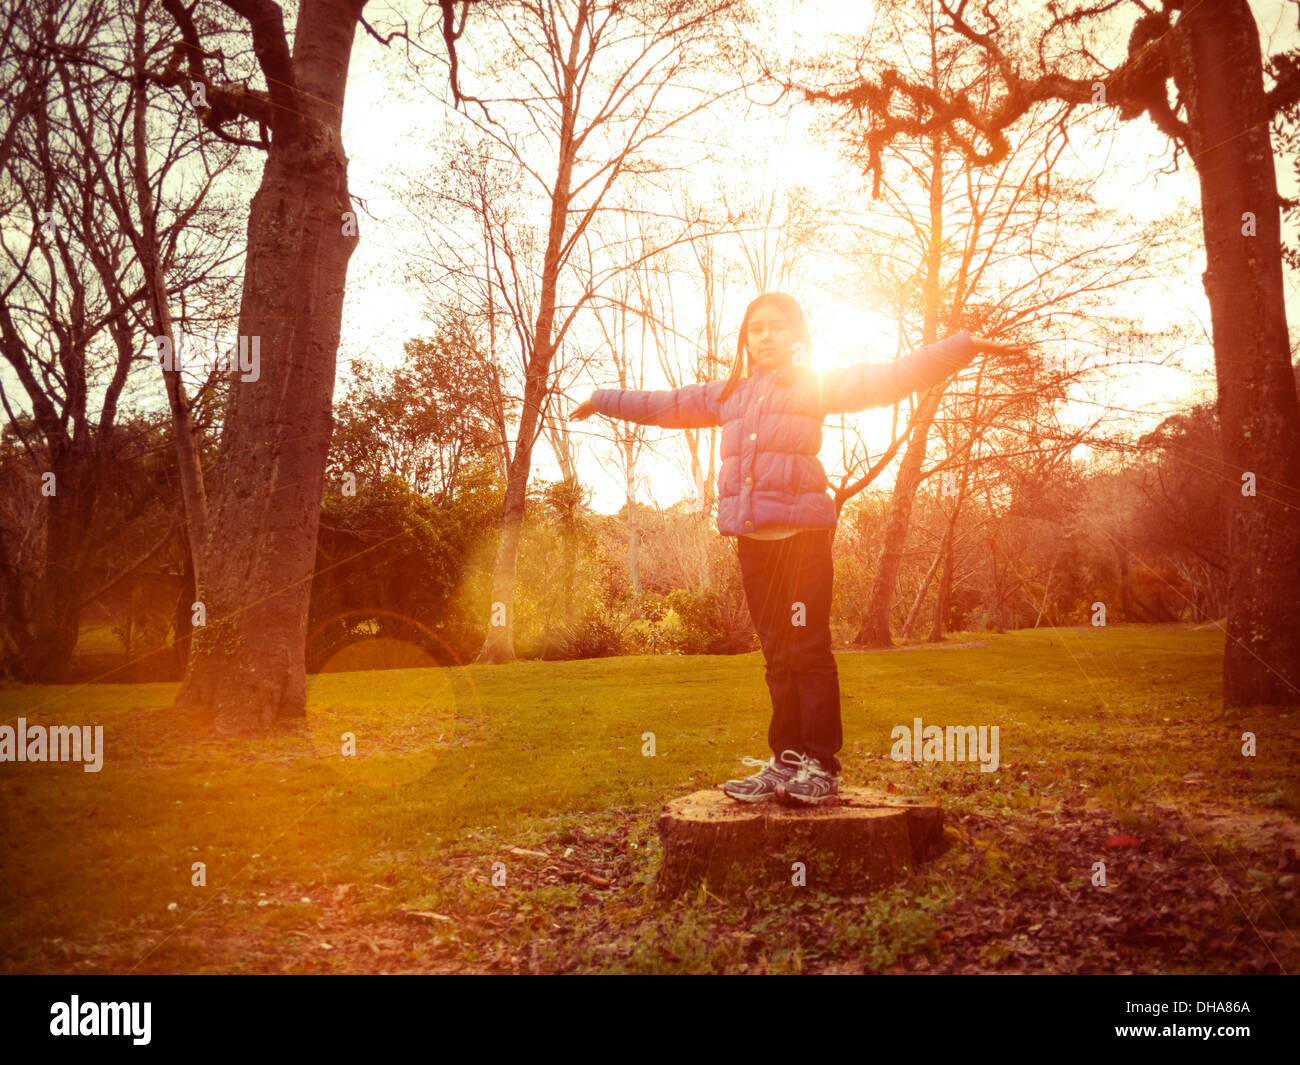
[806,303,902,373]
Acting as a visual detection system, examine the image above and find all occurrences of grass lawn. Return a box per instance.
[1,622,1296,974]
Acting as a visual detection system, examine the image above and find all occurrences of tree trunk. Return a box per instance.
[928,436,978,643]
[478,373,539,661]
[131,12,208,597]
[989,532,1005,634]
[172,533,195,674]
[927,523,956,643]
[1115,539,1131,621]
[856,385,945,647]
[855,125,947,649]
[173,0,364,733]
[900,532,943,639]
[654,788,944,899]
[1168,1,1300,707]
[1032,553,1058,629]
[22,454,96,682]
[474,105,575,664]
[625,439,640,599]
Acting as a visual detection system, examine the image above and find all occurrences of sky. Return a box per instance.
[6,0,1299,518]
[328,0,1300,515]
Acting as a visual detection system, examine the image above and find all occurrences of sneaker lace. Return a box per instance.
[779,749,821,779]
[739,755,783,779]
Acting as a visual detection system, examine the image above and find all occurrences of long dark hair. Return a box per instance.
[718,291,812,402]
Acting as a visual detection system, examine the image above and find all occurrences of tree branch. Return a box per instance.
[77,519,180,610]
[784,0,1194,196]
[218,0,300,140]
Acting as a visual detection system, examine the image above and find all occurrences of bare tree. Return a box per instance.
[778,0,1300,704]
[851,128,1183,644]
[406,0,747,662]
[577,187,747,596]
[119,0,474,732]
[0,0,238,681]
[594,265,655,596]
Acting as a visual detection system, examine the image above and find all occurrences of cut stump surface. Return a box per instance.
[654,787,943,898]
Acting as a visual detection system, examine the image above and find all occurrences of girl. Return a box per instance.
[570,292,1023,805]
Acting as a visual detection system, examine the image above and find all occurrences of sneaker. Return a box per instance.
[777,750,841,805]
[721,754,797,803]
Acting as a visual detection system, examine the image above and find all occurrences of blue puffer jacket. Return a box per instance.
[590,331,977,536]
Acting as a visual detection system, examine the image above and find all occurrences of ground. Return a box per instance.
[1,624,1296,974]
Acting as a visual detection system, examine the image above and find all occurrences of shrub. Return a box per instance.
[665,588,755,655]
[624,610,684,656]
[536,613,626,661]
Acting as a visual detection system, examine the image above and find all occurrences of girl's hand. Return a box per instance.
[569,395,599,421]
[969,334,1030,360]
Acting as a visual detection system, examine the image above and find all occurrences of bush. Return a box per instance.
[624,610,684,656]
[310,468,502,669]
[666,588,755,655]
[634,591,670,623]
[536,613,626,661]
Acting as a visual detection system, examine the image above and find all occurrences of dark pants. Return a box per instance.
[736,528,843,774]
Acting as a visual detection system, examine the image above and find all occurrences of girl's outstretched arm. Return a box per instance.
[818,330,981,415]
[569,380,724,428]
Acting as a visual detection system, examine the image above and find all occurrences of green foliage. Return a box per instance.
[509,476,616,659]
[635,591,669,623]
[834,885,950,969]
[3,410,193,683]
[330,311,507,500]
[623,597,683,656]
[664,587,753,655]
[535,613,627,660]
[310,465,503,668]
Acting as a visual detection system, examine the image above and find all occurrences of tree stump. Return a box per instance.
[653,787,943,899]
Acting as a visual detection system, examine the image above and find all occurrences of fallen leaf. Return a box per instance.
[402,909,453,923]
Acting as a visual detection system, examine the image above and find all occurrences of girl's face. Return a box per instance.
[746,303,799,372]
